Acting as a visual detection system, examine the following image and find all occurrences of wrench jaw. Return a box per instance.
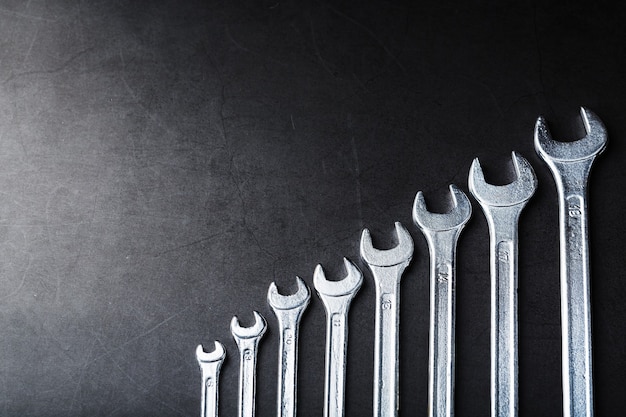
[267,276,311,311]
[534,107,607,163]
[313,258,363,299]
[196,341,226,364]
[468,152,537,208]
[412,184,472,233]
[231,311,267,340]
[360,222,414,268]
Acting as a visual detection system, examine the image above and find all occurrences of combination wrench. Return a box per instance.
[535,108,607,417]
[231,311,267,417]
[413,185,472,417]
[268,276,311,417]
[468,152,537,417]
[313,258,363,417]
[360,222,414,417]
[196,341,227,417]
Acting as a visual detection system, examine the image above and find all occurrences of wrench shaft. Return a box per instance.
[237,340,261,417]
[324,311,348,417]
[200,365,222,417]
[555,162,595,417]
[277,315,302,417]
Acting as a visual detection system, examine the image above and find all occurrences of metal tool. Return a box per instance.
[534,108,607,417]
[468,152,537,417]
[268,276,311,417]
[413,185,472,417]
[360,222,414,417]
[313,258,363,417]
[231,311,267,417]
[196,341,226,417]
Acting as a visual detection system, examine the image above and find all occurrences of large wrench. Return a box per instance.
[231,311,267,417]
[268,276,311,417]
[534,108,607,417]
[196,341,226,417]
[360,222,414,417]
[413,185,472,417]
[468,152,537,417]
[313,258,363,417]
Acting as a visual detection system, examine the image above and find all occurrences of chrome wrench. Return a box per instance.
[231,311,267,417]
[413,185,472,417]
[268,276,311,417]
[468,152,537,417]
[535,108,607,417]
[196,341,226,417]
[360,222,414,417]
[314,258,363,417]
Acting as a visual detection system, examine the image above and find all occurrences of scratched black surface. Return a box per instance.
[0,1,624,416]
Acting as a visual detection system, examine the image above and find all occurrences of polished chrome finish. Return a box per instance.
[469,152,537,417]
[196,341,226,417]
[535,107,607,417]
[314,258,363,417]
[268,277,311,417]
[413,185,471,417]
[231,311,267,417]
[360,222,414,417]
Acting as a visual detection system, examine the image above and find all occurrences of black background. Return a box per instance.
[0,1,624,416]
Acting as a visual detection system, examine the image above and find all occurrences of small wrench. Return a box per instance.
[313,258,363,417]
[535,108,607,417]
[196,341,226,417]
[468,152,537,417]
[231,311,267,417]
[360,222,414,417]
[268,276,311,417]
[413,185,472,417]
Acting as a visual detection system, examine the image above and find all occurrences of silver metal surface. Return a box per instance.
[231,311,267,417]
[268,276,311,417]
[360,222,414,417]
[468,152,537,417]
[314,258,363,417]
[534,108,607,417]
[196,341,227,417]
[413,185,472,417]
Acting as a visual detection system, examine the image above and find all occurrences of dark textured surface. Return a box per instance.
[0,1,624,416]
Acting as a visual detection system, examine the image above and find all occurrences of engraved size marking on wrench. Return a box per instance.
[413,184,471,417]
[231,311,266,417]
[360,222,413,417]
[196,342,226,417]
[268,277,310,417]
[314,258,363,417]
[535,107,606,417]
[469,152,537,417]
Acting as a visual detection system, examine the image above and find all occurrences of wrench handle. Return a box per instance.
[371,266,406,417]
[277,316,302,417]
[238,341,260,417]
[200,365,222,417]
[484,207,524,417]
[324,310,348,417]
[425,231,461,417]
[560,190,593,417]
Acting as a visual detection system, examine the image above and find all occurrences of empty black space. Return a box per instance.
[0,1,624,416]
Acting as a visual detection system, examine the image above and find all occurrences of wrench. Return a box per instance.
[313,258,363,417]
[196,341,226,417]
[468,152,537,417]
[231,311,267,417]
[413,185,472,417]
[268,276,311,417]
[360,222,414,417]
[534,108,607,417]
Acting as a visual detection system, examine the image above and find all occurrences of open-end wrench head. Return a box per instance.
[468,151,537,207]
[230,311,267,339]
[360,221,414,267]
[313,257,363,297]
[196,341,226,363]
[267,276,311,311]
[534,107,607,162]
[412,184,472,232]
